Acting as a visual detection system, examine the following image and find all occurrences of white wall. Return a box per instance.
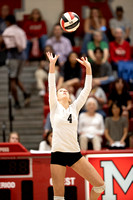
[15,0,64,34]
[110,0,133,44]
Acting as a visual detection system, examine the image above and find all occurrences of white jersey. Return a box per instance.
[48,73,92,152]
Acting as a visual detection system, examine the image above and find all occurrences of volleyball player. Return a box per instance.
[47,52,105,200]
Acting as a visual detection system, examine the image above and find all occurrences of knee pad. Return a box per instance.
[54,196,65,200]
[92,183,105,193]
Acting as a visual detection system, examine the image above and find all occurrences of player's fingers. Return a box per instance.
[76,58,79,61]
[76,58,82,64]
[56,55,60,59]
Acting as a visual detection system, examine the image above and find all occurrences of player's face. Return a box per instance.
[57,88,70,101]
[9,134,19,143]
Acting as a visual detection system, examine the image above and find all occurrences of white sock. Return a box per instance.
[54,196,65,200]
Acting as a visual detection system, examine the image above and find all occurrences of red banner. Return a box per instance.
[86,153,133,200]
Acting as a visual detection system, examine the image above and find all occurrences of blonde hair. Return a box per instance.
[57,88,71,104]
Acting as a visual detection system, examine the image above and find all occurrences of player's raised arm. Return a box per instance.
[46,52,59,73]
[75,57,92,112]
[47,52,60,110]
[76,57,92,75]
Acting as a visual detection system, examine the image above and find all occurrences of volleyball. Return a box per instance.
[60,12,80,32]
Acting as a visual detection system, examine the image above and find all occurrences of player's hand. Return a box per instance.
[76,57,91,69]
[46,52,59,65]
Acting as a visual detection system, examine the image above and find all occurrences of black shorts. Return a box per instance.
[51,152,82,167]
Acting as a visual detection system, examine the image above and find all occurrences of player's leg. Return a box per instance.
[71,157,105,200]
[50,164,66,200]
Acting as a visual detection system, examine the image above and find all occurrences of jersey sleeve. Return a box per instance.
[74,75,92,113]
[48,73,57,111]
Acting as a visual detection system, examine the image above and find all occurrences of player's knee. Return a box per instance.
[54,196,65,200]
[92,182,105,194]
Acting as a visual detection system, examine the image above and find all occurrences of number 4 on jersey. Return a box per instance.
[67,114,72,123]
